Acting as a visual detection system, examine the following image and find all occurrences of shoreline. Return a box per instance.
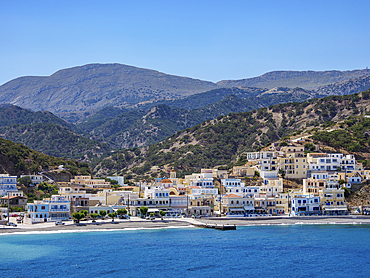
[2,216,370,235]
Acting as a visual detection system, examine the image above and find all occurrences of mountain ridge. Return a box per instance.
[217,69,370,90]
[1,63,370,119]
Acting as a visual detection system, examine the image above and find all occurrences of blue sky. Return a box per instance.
[0,0,369,85]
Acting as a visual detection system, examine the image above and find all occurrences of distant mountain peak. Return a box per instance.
[217,69,370,90]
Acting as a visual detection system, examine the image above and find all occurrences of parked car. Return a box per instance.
[55,221,65,226]
[6,222,17,227]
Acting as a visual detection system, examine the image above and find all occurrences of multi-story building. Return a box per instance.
[303,178,341,195]
[221,194,254,215]
[275,193,289,215]
[319,189,347,215]
[127,196,159,217]
[266,196,277,215]
[259,171,284,196]
[254,195,268,214]
[221,179,244,187]
[0,174,18,197]
[70,175,111,189]
[188,195,214,216]
[307,153,341,177]
[168,195,188,215]
[20,174,44,186]
[26,195,70,223]
[291,194,321,216]
[246,151,278,160]
[189,186,218,197]
[341,154,356,172]
[278,148,307,179]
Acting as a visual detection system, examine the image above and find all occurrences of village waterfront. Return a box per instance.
[1,223,370,278]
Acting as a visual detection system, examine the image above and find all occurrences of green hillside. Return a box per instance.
[0,104,72,128]
[94,89,370,177]
[0,137,90,176]
[77,88,317,149]
[311,116,370,155]
[0,123,110,163]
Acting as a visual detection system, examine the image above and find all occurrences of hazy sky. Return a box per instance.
[1,0,369,85]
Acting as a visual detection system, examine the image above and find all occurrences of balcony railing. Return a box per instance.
[50,208,69,212]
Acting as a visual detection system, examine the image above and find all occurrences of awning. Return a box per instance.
[244,206,254,210]
[324,207,347,211]
[147,208,159,213]
[229,208,245,211]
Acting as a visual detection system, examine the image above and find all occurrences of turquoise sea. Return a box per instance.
[1,224,370,277]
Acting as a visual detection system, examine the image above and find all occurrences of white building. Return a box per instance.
[0,174,18,197]
[190,186,218,196]
[107,176,127,186]
[246,151,278,160]
[26,195,70,223]
[221,179,244,187]
[20,174,44,186]
[291,194,321,216]
[190,178,214,188]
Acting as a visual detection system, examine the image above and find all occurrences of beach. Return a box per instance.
[1,215,370,234]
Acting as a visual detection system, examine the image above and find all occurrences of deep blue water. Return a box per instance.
[1,224,370,277]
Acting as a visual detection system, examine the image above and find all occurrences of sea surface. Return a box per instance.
[1,224,370,277]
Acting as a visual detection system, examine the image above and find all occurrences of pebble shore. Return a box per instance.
[1,216,370,234]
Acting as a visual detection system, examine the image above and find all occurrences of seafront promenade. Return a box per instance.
[2,215,370,234]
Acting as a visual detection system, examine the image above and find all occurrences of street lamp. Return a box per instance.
[7,192,10,225]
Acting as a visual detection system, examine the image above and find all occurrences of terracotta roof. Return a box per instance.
[190,186,200,189]
[223,194,241,198]
[161,179,173,183]
[1,195,26,199]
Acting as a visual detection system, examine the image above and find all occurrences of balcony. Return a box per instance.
[50,208,69,212]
